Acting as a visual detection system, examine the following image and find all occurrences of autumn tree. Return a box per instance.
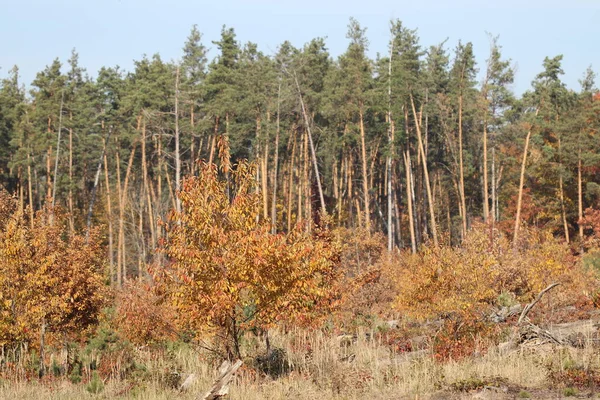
[157,162,340,359]
[0,191,108,374]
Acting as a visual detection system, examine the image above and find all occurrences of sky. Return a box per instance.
[1,0,599,95]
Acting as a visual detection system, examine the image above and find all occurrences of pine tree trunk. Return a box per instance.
[293,72,326,215]
[68,125,74,233]
[558,137,569,243]
[103,148,114,286]
[404,149,417,254]
[458,94,467,238]
[578,145,584,243]
[18,166,24,215]
[51,92,65,209]
[27,154,34,227]
[287,129,296,233]
[410,94,438,246]
[190,104,196,176]
[514,116,536,245]
[491,146,497,222]
[142,120,156,250]
[175,67,181,214]
[271,85,281,233]
[359,106,371,233]
[209,116,219,165]
[483,121,490,222]
[118,142,137,286]
[303,130,310,228]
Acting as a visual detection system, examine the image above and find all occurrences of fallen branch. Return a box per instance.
[200,359,243,400]
[518,283,560,325]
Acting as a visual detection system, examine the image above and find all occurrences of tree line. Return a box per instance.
[1,19,599,285]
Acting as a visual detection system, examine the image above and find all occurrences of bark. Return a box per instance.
[404,149,417,253]
[410,94,438,246]
[271,82,281,233]
[292,72,326,215]
[27,154,34,228]
[359,106,371,233]
[458,93,467,237]
[387,43,394,251]
[118,141,137,286]
[51,91,65,209]
[103,148,114,285]
[115,141,122,286]
[68,124,74,234]
[483,119,490,223]
[85,126,111,238]
[513,110,538,245]
[175,67,182,214]
[578,144,584,242]
[558,137,569,243]
[287,129,296,233]
[141,120,156,250]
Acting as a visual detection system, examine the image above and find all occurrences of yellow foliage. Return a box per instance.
[155,162,341,357]
[0,191,108,347]
[392,224,596,320]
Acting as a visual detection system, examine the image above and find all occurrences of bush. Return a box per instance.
[114,281,177,346]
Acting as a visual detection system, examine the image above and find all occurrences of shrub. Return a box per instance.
[114,281,177,346]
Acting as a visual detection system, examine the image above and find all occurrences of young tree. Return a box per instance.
[157,162,340,359]
[0,191,108,373]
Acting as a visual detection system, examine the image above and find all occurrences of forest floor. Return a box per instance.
[2,319,600,400]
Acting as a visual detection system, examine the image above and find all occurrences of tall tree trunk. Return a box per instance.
[483,120,490,223]
[103,147,114,286]
[118,142,137,286]
[256,113,269,220]
[558,137,569,243]
[578,143,584,243]
[404,149,417,254]
[292,72,326,215]
[208,116,219,165]
[386,43,394,251]
[559,170,569,243]
[175,67,182,214]
[27,154,34,228]
[51,91,65,209]
[287,129,296,233]
[68,124,74,233]
[190,104,196,176]
[410,94,438,246]
[304,130,310,229]
[18,166,24,215]
[297,132,303,224]
[271,83,281,233]
[513,111,538,245]
[142,120,156,250]
[85,126,111,237]
[458,94,467,238]
[359,106,371,233]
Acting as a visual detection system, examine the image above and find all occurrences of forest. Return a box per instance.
[2,17,600,399]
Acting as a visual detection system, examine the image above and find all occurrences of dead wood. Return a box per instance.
[517,283,560,325]
[200,359,243,400]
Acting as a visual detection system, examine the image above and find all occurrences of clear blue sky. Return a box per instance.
[1,0,599,95]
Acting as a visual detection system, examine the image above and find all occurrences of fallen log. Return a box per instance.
[200,359,243,400]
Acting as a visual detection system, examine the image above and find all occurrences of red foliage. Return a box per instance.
[114,281,177,346]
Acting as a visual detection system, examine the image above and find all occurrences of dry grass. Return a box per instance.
[1,328,598,399]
